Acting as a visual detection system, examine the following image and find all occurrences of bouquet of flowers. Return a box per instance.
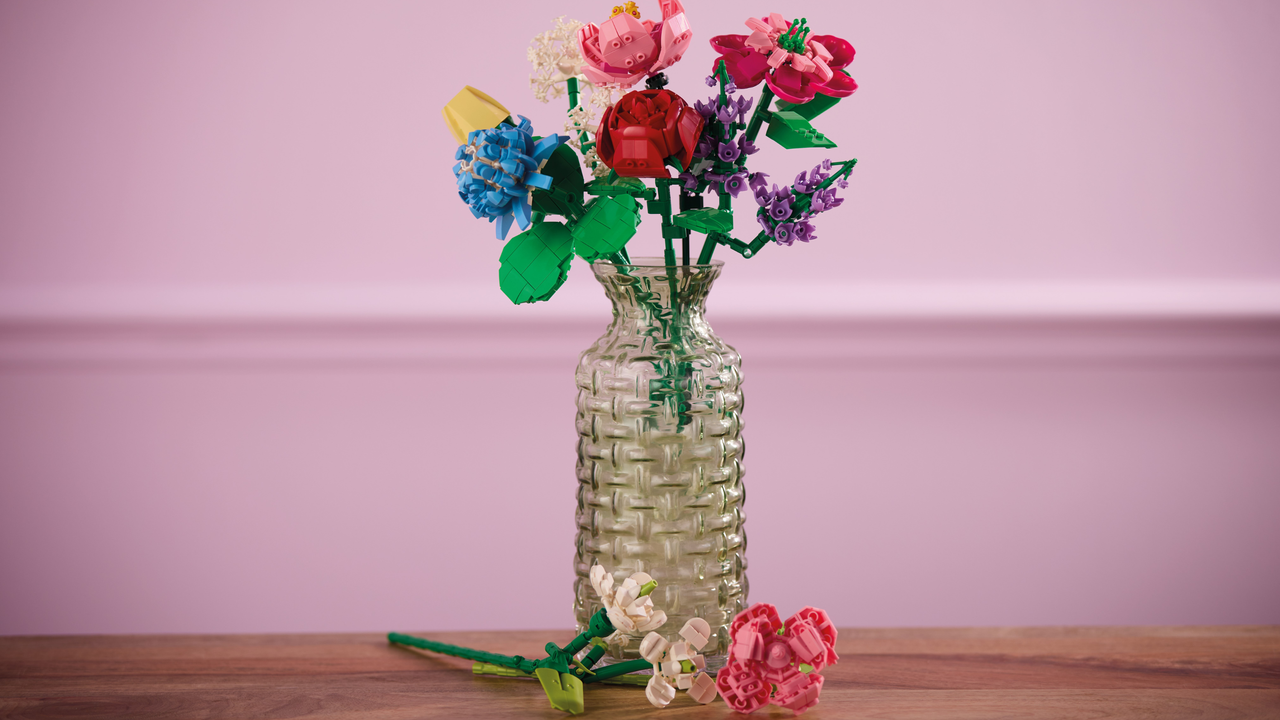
[442,1,859,304]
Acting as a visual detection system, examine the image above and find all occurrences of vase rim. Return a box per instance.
[592,256,724,269]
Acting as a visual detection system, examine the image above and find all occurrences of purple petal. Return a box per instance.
[718,141,740,163]
[756,213,775,237]
[769,197,792,222]
[774,222,795,246]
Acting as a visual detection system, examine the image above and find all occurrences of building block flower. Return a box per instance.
[577,0,693,88]
[753,159,852,246]
[589,563,668,634]
[453,116,567,239]
[710,14,857,104]
[715,603,838,714]
[595,88,703,178]
[442,86,513,145]
[638,618,719,707]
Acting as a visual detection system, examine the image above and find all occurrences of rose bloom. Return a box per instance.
[596,89,704,178]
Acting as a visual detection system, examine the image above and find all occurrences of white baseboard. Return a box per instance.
[2,283,1278,365]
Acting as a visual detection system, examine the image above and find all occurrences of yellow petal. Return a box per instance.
[442,86,512,144]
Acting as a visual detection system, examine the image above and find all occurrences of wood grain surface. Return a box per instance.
[2,626,1278,719]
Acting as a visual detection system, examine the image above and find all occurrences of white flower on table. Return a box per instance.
[589,564,667,634]
[639,618,720,707]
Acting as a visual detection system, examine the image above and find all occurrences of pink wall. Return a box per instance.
[2,0,1280,635]
[1,0,1278,287]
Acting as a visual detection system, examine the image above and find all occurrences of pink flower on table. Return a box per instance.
[709,14,857,105]
[577,0,693,88]
[715,603,838,715]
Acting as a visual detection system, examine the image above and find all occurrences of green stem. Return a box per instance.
[389,633,538,674]
[580,658,653,683]
[745,85,775,144]
[697,234,718,264]
[566,77,590,147]
[716,59,730,108]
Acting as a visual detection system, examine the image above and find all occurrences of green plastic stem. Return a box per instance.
[697,234,718,264]
[566,77,590,148]
[744,85,774,143]
[388,633,538,674]
[716,59,730,108]
[580,658,653,683]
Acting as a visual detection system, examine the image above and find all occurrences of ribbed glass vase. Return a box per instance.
[573,258,747,668]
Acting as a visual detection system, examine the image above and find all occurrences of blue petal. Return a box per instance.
[494,212,514,240]
[513,197,532,229]
[531,135,565,164]
[525,172,554,191]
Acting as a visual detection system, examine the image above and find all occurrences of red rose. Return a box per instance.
[596,89,704,178]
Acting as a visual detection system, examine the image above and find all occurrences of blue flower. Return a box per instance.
[453,116,566,240]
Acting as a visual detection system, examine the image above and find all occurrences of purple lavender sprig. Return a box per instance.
[754,160,852,246]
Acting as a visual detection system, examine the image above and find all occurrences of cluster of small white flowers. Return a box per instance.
[529,17,616,177]
[565,101,612,177]
[640,618,719,707]
[589,564,667,635]
[528,16,587,103]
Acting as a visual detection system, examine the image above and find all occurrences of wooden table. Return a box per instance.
[2,627,1278,719]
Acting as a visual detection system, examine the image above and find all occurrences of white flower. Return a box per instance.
[638,618,719,707]
[528,17,617,177]
[589,564,667,635]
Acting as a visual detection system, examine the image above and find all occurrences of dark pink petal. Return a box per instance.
[766,64,815,104]
[810,34,855,71]
[709,33,750,56]
[814,69,858,98]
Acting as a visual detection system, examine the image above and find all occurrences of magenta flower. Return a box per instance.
[710,14,857,104]
[715,603,838,715]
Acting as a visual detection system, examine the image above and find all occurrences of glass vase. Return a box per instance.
[573,258,747,668]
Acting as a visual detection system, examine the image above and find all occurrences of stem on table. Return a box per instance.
[580,658,653,683]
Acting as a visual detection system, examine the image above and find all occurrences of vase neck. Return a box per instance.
[591,261,723,323]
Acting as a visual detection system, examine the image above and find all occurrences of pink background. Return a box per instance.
[2,0,1279,635]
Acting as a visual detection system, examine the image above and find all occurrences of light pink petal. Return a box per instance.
[768,48,789,69]
[745,30,775,53]
[808,39,833,64]
[745,16,772,34]
[791,53,815,74]
[767,13,788,32]
[810,55,832,82]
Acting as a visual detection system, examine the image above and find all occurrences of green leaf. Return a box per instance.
[498,221,574,304]
[673,207,734,235]
[539,143,585,198]
[766,110,837,149]
[571,195,641,261]
[586,175,648,197]
[530,186,581,219]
